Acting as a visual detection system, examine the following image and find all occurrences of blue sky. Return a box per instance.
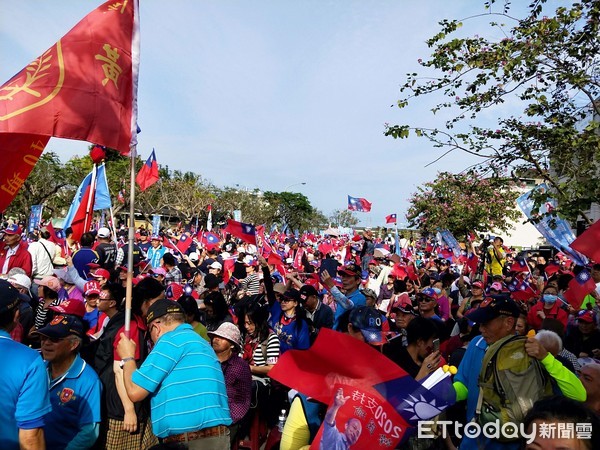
[1,1,534,226]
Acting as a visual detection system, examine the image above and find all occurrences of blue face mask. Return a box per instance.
[542,294,558,304]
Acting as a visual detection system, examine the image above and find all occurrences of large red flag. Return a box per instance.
[136,149,159,191]
[269,328,413,405]
[0,0,139,211]
[570,220,600,263]
[0,134,49,212]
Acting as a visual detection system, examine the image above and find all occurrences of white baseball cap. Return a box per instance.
[97,227,111,238]
[7,273,32,290]
[209,261,223,270]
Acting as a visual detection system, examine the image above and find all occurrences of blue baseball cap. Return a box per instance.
[350,306,384,345]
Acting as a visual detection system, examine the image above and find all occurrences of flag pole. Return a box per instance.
[124,145,136,338]
[124,0,141,338]
[83,164,98,234]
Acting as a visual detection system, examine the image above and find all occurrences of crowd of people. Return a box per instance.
[1,219,599,450]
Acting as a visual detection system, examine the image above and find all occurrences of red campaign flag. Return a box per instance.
[0,134,49,212]
[224,219,257,245]
[293,247,305,270]
[386,213,397,224]
[269,328,414,406]
[570,220,600,263]
[176,232,193,254]
[309,383,408,450]
[563,269,596,309]
[136,150,159,191]
[0,0,138,153]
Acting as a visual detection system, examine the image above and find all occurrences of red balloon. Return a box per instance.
[89,145,106,164]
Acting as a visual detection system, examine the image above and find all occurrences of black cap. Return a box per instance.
[467,296,521,324]
[204,273,220,290]
[35,314,84,338]
[146,299,185,325]
[281,289,301,303]
[0,280,20,314]
[298,285,319,303]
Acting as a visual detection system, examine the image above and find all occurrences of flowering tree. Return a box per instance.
[386,0,600,224]
[407,171,520,237]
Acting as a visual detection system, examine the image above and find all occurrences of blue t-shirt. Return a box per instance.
[132,323,232,438]
[333,289,366,329]
[269,301,311,354]
[44,354,102,449]
[71,247,99,279]
[0,331,51,450]
[454,336,520,450]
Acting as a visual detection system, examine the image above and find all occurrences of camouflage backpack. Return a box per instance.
[475,334,553,441]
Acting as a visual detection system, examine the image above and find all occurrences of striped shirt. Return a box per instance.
[132,323,232,438]
[240,273,260,295]
[251,333,280,366]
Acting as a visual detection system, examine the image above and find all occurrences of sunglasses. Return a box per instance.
[280,298,296,303]
[418,297,434,303]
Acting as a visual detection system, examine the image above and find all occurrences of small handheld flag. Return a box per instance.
[386,213,397,224]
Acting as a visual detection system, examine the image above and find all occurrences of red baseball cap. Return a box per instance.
[84,281,101,296]
[49,299,86,318]
[92,268,111,280]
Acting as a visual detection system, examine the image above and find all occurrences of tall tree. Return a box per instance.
[386,0,600,223]
[329,209,359,228]
[407,171,520,237]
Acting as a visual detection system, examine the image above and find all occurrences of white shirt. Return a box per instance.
[28,238,58,278]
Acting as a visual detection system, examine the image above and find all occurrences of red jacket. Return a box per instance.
[527,299,568,331]
[0,241,33,276]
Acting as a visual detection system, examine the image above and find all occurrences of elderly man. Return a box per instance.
[454,296,585,450]
[117,299,232,449]
[320,262,366,330]
[0,279,51,449]
[320,387,362,449]
[580,362,600,415]
[0,225,32,277]
[35,314,102,449]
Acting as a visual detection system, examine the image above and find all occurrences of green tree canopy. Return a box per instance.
[386,0,600,223]
[407,171,520,237]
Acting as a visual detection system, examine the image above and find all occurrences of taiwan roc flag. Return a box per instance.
[136,150,159,191]
[348,196,372,212]
[224,219,257,245]
[386,214,397,224]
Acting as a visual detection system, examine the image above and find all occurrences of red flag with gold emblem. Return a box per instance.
[0,0,139,212]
